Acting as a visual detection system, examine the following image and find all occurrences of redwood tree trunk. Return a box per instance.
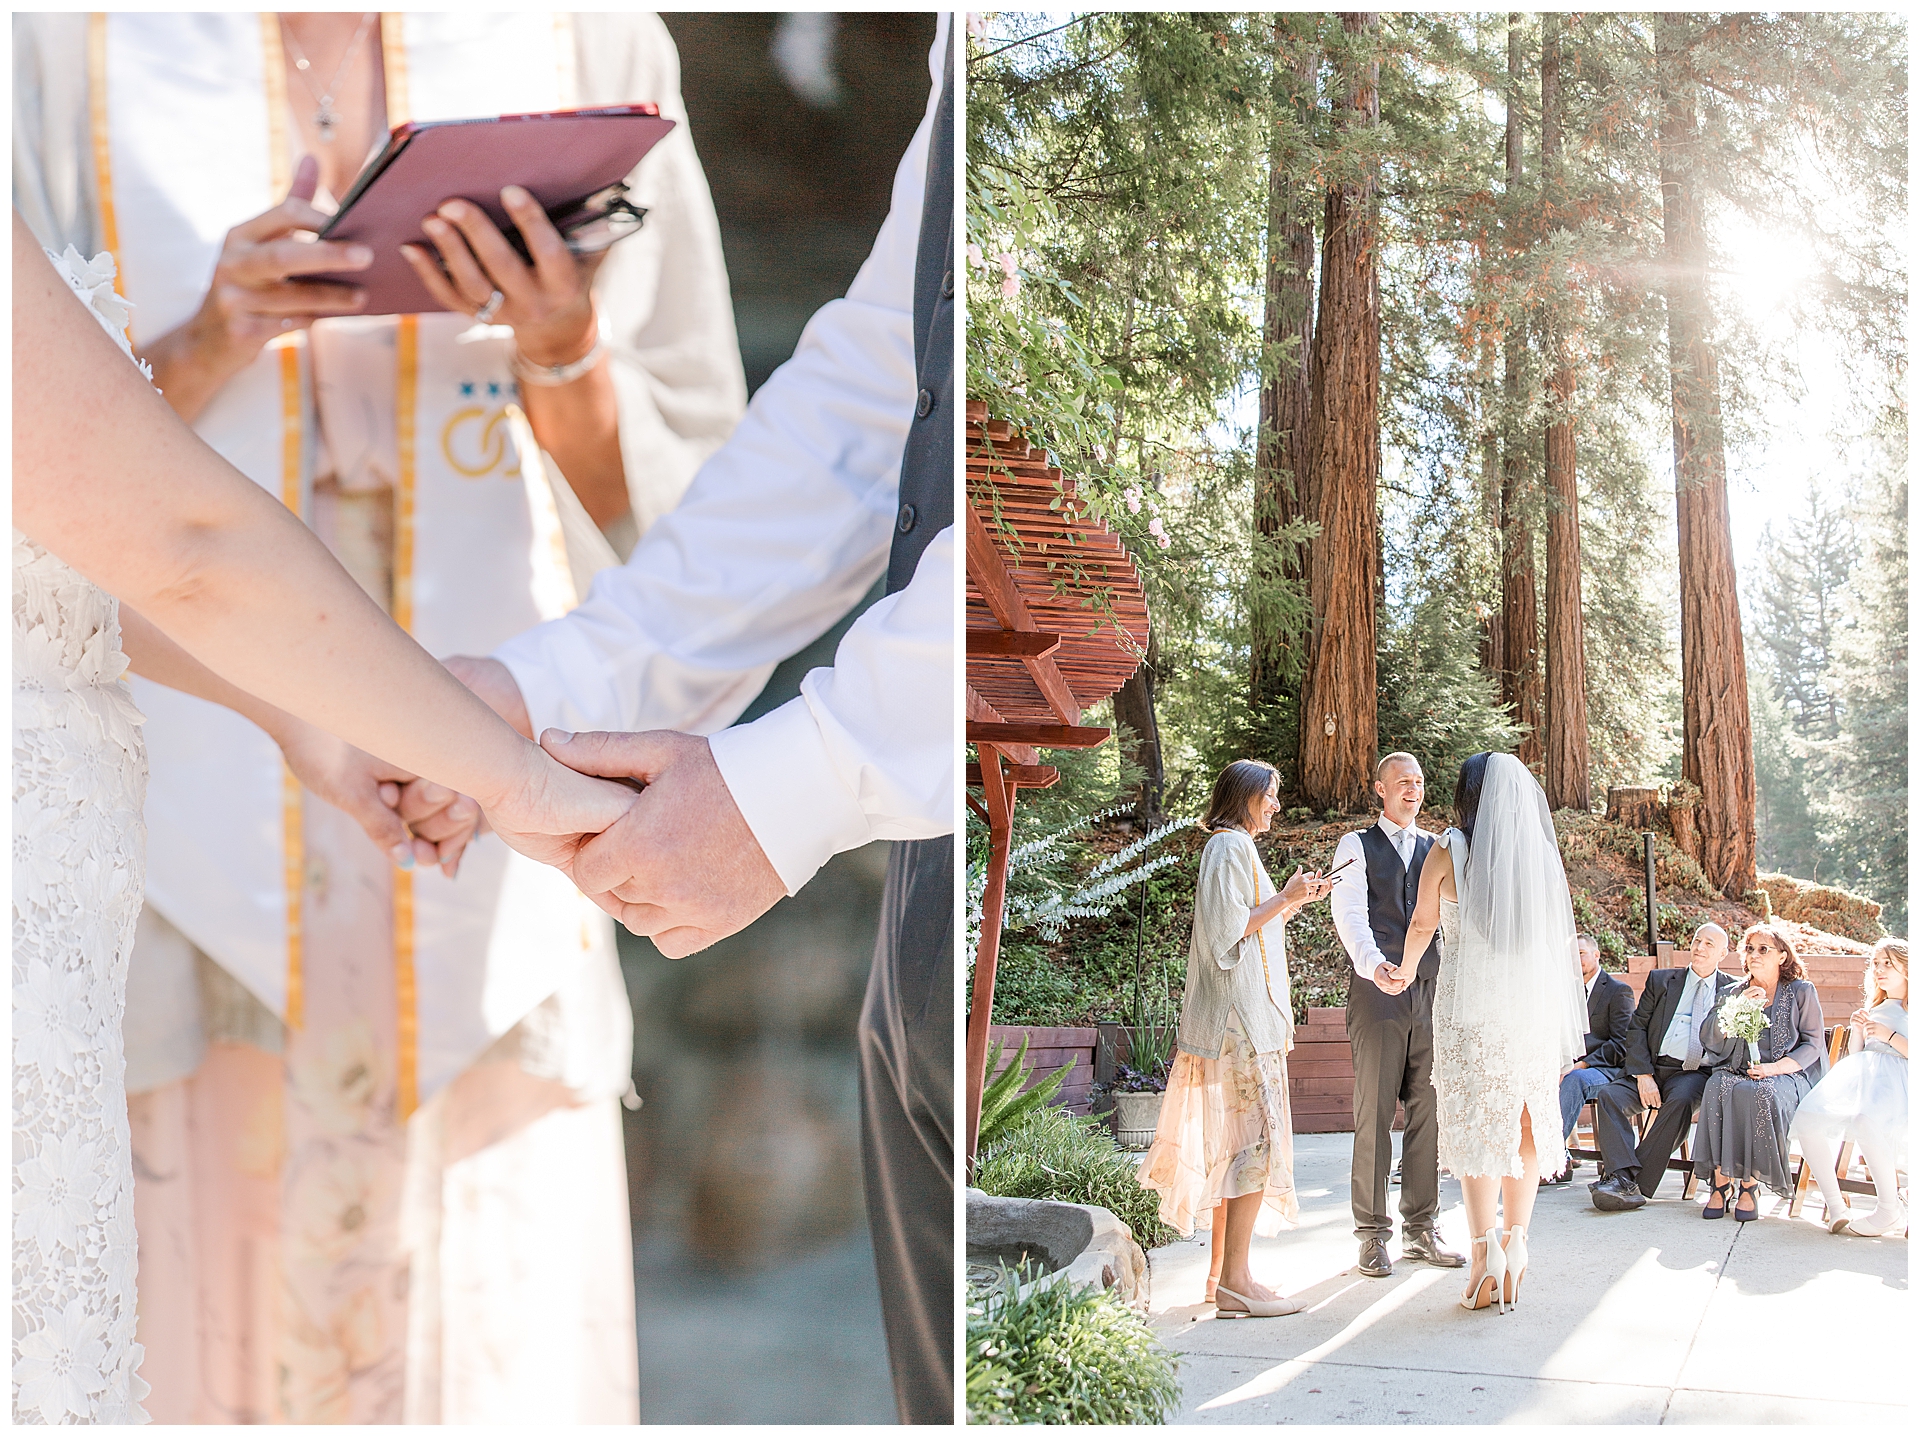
[1657,17,1758,897]
[1499,12,1542,768]
[1297,12,1380,812]
[1540,13,1592,810]
[1112,629,1165,823]
[1251,19,1319,711]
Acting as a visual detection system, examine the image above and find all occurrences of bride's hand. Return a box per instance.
[476,739,640,878]
[273,718,479,874]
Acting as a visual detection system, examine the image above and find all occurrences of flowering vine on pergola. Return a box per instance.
[965,400,1149,1166]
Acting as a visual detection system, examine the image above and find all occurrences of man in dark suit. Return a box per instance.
[1544,934,1635,1184]
[1589,923,1744,1211]
[1327,753,1465,1277]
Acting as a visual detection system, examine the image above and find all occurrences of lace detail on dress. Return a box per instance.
[1429,829,1570,1181]
[12,249,152,1424]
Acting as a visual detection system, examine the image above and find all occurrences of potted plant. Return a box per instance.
[1101,985,1177,1151]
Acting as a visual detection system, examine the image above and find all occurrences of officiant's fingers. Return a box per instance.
[399,243,474,316]
[500,186,578,295]
[231,279,368,316]
[436,198,541,303]
[416,216,501,311]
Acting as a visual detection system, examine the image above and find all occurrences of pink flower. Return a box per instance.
[1000,273,1020,300]
[1123,486,1143,514]
[1157,534,1171,550]
[967,13,989,40]
[997,251,1019,278]
[967,243,985,270]
[1148,515,1167,542]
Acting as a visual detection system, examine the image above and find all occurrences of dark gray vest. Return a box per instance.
[1359,825,1441,978]
[885,38,953,595]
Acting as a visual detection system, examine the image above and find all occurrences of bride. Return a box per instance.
[12,219,636,1423]
[1387,752,1585,1313]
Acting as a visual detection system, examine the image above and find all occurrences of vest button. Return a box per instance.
[916,387,934,417]
[942,269,954,298]
[897,503,917,535]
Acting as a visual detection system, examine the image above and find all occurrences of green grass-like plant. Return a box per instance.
[973,1103,1181,1250]
[966,1269,1180,1425]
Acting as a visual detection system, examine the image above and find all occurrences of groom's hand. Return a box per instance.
[540,729,786,959]
[1371,964,1410,995]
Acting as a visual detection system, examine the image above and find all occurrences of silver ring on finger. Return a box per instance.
[473,289,506,324]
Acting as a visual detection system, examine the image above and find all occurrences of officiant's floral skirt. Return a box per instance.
[1137,1010,1299,1238]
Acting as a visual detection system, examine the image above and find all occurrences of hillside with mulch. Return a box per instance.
[985,804,1885,1030]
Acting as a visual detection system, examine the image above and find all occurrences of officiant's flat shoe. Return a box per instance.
[1401,1229,1466,1268]
[1355,1237,1392,1278]
[1215,1285,1305,1318]
[1590,1172,1647,1212]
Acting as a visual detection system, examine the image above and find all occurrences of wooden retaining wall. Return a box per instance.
[986,1025,1097,1114]
[1622,948,1867,1028]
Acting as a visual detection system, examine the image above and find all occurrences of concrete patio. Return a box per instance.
[1147,1132,1910,1424]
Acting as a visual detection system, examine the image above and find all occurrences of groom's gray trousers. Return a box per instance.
[857,33,954,1426]
[1346,973,1441,1239]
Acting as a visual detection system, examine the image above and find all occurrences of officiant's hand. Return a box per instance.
[400,187,601,368]
[139,155,371,423]
[537,729,787,959]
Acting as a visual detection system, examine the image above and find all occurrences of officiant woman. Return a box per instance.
[13,12,743,1422]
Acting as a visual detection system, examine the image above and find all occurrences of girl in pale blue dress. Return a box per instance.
[1791,938,1909,1236]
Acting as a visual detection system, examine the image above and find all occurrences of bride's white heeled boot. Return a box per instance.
[1460,1228,1507,1312]
[1501,1224,1529,1307]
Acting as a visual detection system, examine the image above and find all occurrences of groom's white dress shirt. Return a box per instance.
[1329,816,1422,980]
[493,20,955,897]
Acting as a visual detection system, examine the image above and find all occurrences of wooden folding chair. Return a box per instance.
[1568,1093,1699,1197]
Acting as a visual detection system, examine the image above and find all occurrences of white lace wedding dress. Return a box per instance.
[1428,756,1587,1181]
[12,251,153,1424]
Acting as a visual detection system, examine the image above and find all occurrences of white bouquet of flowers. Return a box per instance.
[1717,989,1772,1067]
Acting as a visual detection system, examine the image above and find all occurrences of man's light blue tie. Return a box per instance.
[1683,973,1712,1070]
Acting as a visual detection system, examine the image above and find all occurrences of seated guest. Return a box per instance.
[1791,937,1908,1237]
[1589,923,1744,1211]
[1691,923,1827,1220]
[1545,934,1634,1185]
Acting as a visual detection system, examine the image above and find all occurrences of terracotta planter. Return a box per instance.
[1110,1091,1164,1151]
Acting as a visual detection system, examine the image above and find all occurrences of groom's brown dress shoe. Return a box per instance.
[1400,1228,1466,1268]
[1355,1236,1392,1278]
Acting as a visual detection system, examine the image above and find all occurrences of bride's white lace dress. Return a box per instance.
[12,251,152,1424]
[1430,816,1581,1181]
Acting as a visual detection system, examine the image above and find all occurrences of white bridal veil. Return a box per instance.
[1444,753,1587,1071]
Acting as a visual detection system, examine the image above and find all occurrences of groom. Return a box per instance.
[1328,753,1465,1278]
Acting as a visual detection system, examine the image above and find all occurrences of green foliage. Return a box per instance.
[973,1104,1182,1252]
[977,1035,1075,1156]
[967,1271,1180,1425]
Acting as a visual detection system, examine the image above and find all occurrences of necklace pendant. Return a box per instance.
[315,105,339,142]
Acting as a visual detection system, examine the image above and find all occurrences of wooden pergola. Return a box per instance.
[964,401,1149,1164]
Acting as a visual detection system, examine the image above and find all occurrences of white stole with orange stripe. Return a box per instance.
[102,12,614,1109]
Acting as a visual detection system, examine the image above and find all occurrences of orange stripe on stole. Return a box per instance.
[85,15,123,297]
[277,343,307,1028]
[392,314,420,1119]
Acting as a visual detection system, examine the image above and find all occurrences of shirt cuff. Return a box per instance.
[707,695,870,896]
[493,615,624,739]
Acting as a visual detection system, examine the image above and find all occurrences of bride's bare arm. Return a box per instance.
[12,221,629,855]
[1397,843,1450,980]
[118,607,478,874]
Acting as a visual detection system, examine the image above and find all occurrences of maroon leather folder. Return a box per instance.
[308,104,675,315]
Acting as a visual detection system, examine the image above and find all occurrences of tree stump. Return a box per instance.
[1607,786,1660,832]
[1668,782,1702,863]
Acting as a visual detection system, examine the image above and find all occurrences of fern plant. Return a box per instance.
[967,807,1197,971]
[976,1034,1075,1154]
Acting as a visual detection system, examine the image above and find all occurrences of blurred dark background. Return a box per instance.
[623,12,938,1425]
